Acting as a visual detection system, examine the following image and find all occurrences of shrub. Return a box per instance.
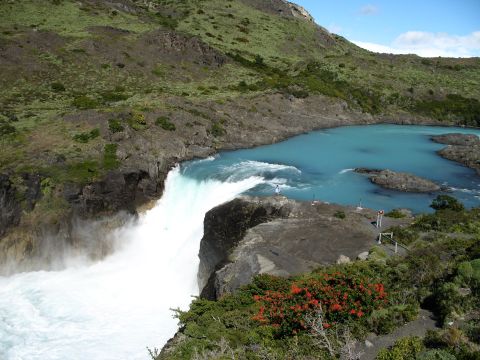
[155,116,176,131]
[376,336,424,360]
[210,122,225,137]
[73,128,100,143]
[108,119,124,133]
[416,349,456,360]
[334,210,346,219]
[72,95,99,109]
[252,272,388,337]
[0,121,16,136]
[101,90,128,102]
[432,282,464,324]
[430,195,465,212]
[128,112,147,130]
[368,304,419,334]
[51,82,65,92]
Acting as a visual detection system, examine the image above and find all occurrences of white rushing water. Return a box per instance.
[0,167,264,360]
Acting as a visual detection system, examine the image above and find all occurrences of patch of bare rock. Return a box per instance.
[355,168,442,193]
[431,133,480,175]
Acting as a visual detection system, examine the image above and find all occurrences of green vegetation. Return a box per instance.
[158,198,480,359]
[155,116,176,131]
[108,119,124,133]
[430,194,465,212]
[103,143,119,170]
[72,128,100,143]
[415,94,480,127]
[128,112,147,130]
[376,336,424,360]
[210,121,225,137]
[72,96,99,110]
[334,210,346,219]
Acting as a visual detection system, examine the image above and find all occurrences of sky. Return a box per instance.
[292,0,480,57]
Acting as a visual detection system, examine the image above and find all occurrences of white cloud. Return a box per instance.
[353,31,480,57]
[359,4,378,15]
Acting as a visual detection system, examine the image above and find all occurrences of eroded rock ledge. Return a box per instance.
[355,168,441,193]
[198,196,409,300]
[431,133,480,175]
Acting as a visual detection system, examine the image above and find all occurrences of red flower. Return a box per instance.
[291,284,302,295]
[331,303,342,312]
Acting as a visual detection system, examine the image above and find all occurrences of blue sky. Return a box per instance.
[293,0,480,57]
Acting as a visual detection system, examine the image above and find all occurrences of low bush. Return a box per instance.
[334,210,346,219]
[101,90,129,102]
[368,304,419,334]
[0,120,16,137]
[127,112,147,130]
[210,122,225,137]
[155,116,176,131]
[108,119,124,133]
[51,82,65,92]
[72,128,100,143]
[431,195,465,212]
[72,95,99,109]
[376,336,424,360]
[252,272,388,337]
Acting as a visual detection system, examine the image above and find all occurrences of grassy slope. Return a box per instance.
[0,0,479,219]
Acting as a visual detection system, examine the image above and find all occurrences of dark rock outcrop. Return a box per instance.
[431,133,480,175]
[0,175,22,238]
[0,173,42,238]
[198,197,292,299]
[198,197,407,300]
[355,168,441,192]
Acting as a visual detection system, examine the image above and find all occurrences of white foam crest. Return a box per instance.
[339,168,355,174]
[449,187,480,195]
[0,167,265,360]
[225,160,300,174]
[221,160,301,183]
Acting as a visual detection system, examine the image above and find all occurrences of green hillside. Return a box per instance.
[0,0,479,259]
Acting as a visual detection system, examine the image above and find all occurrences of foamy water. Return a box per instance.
[0,168,264,360]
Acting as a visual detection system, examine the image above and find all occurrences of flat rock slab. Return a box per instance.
[200,196,412,299]
[355,168,441,193]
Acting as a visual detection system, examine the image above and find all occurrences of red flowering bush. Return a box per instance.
[252,272,388,336]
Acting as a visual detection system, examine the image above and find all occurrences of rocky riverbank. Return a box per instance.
[198,196,412,300]
[355,168,442,193]
[431,133,480,175]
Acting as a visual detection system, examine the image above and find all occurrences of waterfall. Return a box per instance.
[0,167,264,360]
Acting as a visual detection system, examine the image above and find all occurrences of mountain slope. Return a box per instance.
[0,0,479,270]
